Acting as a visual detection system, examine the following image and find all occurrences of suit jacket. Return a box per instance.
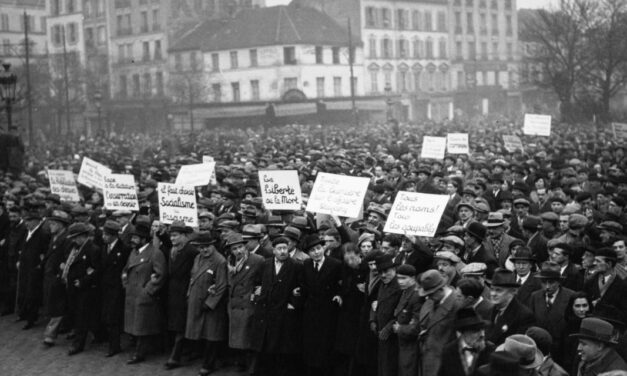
[584,273,627,324]
[228,253,264,349]
[529,287,575,356]
[100,238,130,325]
[561,262,583,292]
[42,229,72,317]
[166,242,199,332]
[472,297,494,322]
[438,339,495,376]
[397,242,433,275]
[118,223,135,249]
[486,297,535,345]
[483,233,518,268]
[528,231,549,263]
[515,274,543,308]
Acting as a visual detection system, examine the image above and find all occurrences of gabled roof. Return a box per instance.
[169,4,360,53]
[169,19,228,52]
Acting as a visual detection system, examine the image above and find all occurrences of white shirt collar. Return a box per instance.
[138,243,149,254]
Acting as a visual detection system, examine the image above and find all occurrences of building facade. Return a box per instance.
[0,0,48,67]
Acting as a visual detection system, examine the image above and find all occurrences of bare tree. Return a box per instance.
[169,70,210,133]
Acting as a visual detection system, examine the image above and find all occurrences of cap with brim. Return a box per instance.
[434,250,461,264]
[103,220,121,235]
[49,210,71,224]
[456,201,476,212]
[367,206,388,219]
[495,334,543,369]
[513,198,531,207]
[67,223,91,238]
[397,264,416,277]
[242,224,263,239]
[190,233,216,246]
[272,236,290,247]
[225,233,247,248]
[460,262,488,276]
[24,210,42,220]
[418,269,446,296]
[170,221,193,234]
[112,210,132,217]
[570,317,618,345]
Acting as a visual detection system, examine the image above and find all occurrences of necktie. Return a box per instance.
[546,293,554,309]
[516,277,522,285]
[314,261,320,272]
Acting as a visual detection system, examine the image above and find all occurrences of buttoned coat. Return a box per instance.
[123,243,167,336]
[515,274,543,308]
[418,290,463,376]
[185,247,228,341]
[486,297,535,345]
[66,239,102,331]
[42,229,71,317]
[483,233,518,268]
[301,256,343,368]
[227,253,264,349]
[372,278,402,376]
[529,286,575,360]
[584,273,627,324]
[100,239,130,325]
[561,262,584,292]
[394,287,422,376]
[166,242,198,332]
[251,256,303,354]
[18,224,50,313]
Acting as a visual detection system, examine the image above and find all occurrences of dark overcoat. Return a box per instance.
[66,239,102,331]
[372,278,402,376]
[529,286,575,362]
[100,239,130,325]
[486,297,535,345]
[334,264,367,356]
[42,229,71,317]
[437,340,495,376]
[166,242,198,332]
[18,225,50,312]
[227,253,264,349]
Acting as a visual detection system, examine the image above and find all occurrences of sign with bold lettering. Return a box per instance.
[421,136,447,160]
[523,114,551,136]
[48,169,80,202]
[447,133,470,154]
[158,183,198,227]
[502,135,524,153]
[612,123,627,140]
[384,192,449,237]
[258,170,302,210]
[176,163,215,187]
[77,157,111,190]
[306,173,369,218]
[103,174,139,211]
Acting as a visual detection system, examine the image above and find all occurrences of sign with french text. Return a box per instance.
[502,135,524,153]
[446,133,470,154]
[523,114,551,136]
[77,157,111,190]
[306,173,369,218]
[258,170,302,210]
[103,174,139,211]
[176,163,215,187]
[158,183,198,227]
[384,192,449,237]
[48,169,80,202]
[421,136,447,160]
[612,123,627,140]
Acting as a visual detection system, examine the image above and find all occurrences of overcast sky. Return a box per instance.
[264,0,559,9]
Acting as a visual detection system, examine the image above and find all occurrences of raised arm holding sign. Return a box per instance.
[77,157,111,190]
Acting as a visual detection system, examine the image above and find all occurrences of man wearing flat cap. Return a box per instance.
[438,308,495,376]
[99,219,130,357]
[391,264,421,376]
[417,269,463,376]
[584,248,627,323]
[164,221,199,369]
[572,318,627,375]
[64,222,102,355]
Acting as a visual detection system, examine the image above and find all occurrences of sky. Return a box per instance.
[264,0,559,9]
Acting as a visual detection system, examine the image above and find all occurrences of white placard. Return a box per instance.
[103,174,139,211]
[202,156,218,185]
[77,157,111,190]
[612,123,627,140]
[158,183,198,227]
[306,172,369,218]
[48,169,80,202]
[523,114,551,136]
[502,135,524,153]
[446,133,469,154]
[258,170,302,210]
[384,192,449,237]
[176,163,215,187]
[420,136,447,160]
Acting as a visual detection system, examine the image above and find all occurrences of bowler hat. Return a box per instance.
[454,307,488,331]
[131,223,151,238]
[570,317,618,345]
[495,334,543,369]
[521,216,541,231]
[225,233,247,248]
[302,234,324,252]
[190,232,215,246]
[595,247,618,262]
[397,264,416,277]
[418,269,447,297]
[67,223,91,238]
[534,261,564,280]
[466,222,487,241]
[487,268,520,288]
[509,248,535,262]
[375,254,396,272]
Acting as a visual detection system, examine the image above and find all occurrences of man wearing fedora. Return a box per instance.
[281,225,308,262]
[462,222,498,278]
[482,212,517,269]
[457,277,494,322]
[42,210,72,346]
[164,221,199,369]
[494,334,544,375]
[112,210,134,248]
[99,219,131,357]
[438,308,495,376]
[511,247,542,308]
[529,261,575,364]
[572,318,627,375]
[242,224,273,259]
[299,233,343,376]
[122,221,167,364]
[417,269,463,376]
[64,222,102,355]
[486,268,535,346]
[584,248,627,322]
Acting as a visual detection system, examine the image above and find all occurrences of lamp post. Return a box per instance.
[0,63,18,132]
[93,90,102,135]
[384,82,393,122]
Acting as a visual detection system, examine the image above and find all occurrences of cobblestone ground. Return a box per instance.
[0,315,243,376]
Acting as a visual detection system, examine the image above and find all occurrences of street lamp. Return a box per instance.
[384,82,393,121]
[93,90,102,135]
[0,63,18,131]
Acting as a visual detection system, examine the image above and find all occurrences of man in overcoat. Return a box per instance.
[299,233,343,376]
[164,221,198,369]
[122,222,167,364]
[250,236,303,376]
[185,232,228,376]
[391,264,421,376]
[227,232,264,372]
[100,220,130,357]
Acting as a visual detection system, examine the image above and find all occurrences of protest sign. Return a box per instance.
[158,183,198,227]
[612,123,627,140]
[47,169,80,202]
[77,157,111,190]
[202,156,218,185]
[502,135,524,153]
[446,133,469,154]
[176,163,215,187]
[523,114,551,136]
[383,192,449,237]
[420,136,447,160]
[103,174,139,211]
[306,172,369,218]
[258,170,302,210]
[202,156,214,163]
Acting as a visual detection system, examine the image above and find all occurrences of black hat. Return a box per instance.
[49,210,71,225]
[169,220,193,234]
[190,232,216,246]
[271,236,290,247]
[454,307,488,331]
[510,248,535,262]
[302,234,324,252]
[131,223,151,238]
[466,222,487,241]
[67,223,92,238]
[534,261,564,280]
[487,268,520,288]
[397,264,416,277]
[595,247,617,262]
[375,254,396,272]
[103,220,121,236]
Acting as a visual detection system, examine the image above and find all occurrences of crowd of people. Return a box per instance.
[1,118,627,376]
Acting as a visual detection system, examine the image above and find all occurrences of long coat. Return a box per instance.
[395,287,422,376]
[42,229,71,317]
[100,239,130,325]
[227,253,264,349]
[418,289,463,376]
[185,247,228,341]
[372,278,402,376]
[516,274,543,308]
[584,273,627,324]
[486,297,535,345]
[66,239,102,332]
[123,243,167,336]
[529,286,575,362]
[18,224,50,313]
[166,242,198,332]
[300,256,342,368]
[334,264,367,357]
[251,257,303,354]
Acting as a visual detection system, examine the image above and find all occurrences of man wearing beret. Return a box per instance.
[584,248,627,323]
[99,220,130,357]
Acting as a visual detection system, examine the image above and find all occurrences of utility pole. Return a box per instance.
[62,26,71,135]
[23,12,34,147]
[348,18,358,127]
